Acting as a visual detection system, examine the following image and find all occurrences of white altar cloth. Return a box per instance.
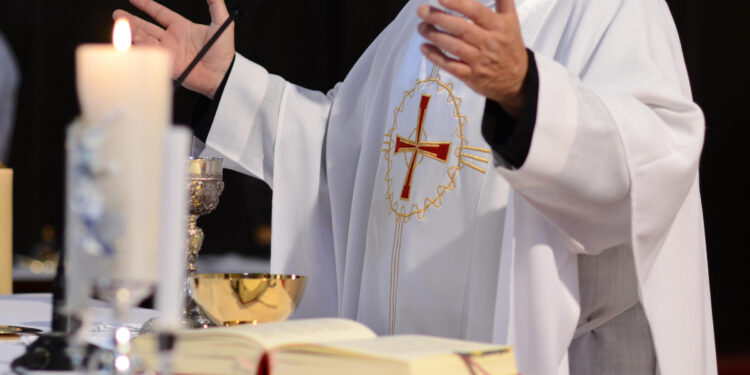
[0,293,158,374]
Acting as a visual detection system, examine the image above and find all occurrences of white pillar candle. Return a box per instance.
[65,125,94,311]
[74,19,172,284]
[157,127,191,330]
[0,167,12,294]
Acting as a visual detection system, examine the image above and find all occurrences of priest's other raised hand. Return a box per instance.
[113,0,235,99]
[418,0,528,118]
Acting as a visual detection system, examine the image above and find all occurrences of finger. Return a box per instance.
[418,5,484,47]
[420,44,472,79]
[418,23,480,63]
[496,0,516,14]
[417,4,449,18]
[129,0,183,27]
[206,0,230,26]
[113,10,165,40]
[438,0,497,29]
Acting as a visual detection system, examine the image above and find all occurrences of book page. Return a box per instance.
[136,319,377,374]
[305,335,508,360]
[237,318,377,349]
[175,318,376,349]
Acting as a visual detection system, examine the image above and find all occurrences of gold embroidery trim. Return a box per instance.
[389,215,406,334]
[382,68,492,335]
[382,73,488,221]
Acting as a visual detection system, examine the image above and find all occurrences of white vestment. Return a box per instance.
[202,0,716,373]
[0,33,19,163]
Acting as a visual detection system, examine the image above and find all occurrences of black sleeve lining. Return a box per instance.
[480,49,539,169]
[189,56,236,143]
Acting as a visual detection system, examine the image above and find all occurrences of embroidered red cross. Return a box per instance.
[394,94,451,200]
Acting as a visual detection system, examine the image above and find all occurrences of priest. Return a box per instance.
[115,0,716,373]
[0,31,19,164]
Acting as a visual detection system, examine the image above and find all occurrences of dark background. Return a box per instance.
[1,0,748,366]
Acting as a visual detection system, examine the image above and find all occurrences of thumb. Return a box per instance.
[496,0,516,13]
[207,0,230,24]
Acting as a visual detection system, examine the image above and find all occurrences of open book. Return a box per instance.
[134,318,517,375]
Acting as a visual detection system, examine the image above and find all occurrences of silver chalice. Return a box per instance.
[186,157,224,275]
[140,157,225,333]
[185,157,225,328]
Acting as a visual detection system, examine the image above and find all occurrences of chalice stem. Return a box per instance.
[187,214,203,275]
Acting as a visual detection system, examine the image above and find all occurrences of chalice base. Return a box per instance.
[184,296,216,329]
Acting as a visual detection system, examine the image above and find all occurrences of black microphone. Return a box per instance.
[50,245,67,332]
[174,0,263,88]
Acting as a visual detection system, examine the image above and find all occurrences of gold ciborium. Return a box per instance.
[189,274,307,326]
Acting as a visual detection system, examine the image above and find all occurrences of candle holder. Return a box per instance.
[184,157,224,328]
[65,116,160,374]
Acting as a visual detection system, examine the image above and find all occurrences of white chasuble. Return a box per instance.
[202,0,716,374]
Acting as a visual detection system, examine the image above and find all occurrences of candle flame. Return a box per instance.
[113,18,132,52]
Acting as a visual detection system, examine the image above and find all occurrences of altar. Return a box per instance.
[0,294,158,374]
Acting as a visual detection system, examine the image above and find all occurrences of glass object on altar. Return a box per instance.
[184,157,225,328]
[189,273,307,326]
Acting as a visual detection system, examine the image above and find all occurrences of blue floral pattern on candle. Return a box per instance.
[69,111,125,257]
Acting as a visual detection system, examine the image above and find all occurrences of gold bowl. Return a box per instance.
[189,273,307,326]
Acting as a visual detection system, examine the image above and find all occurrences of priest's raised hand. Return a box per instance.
[113,0,235,99]
[418,0,528,118]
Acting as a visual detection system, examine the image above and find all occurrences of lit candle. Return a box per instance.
[0,166,11,294]
[74,19,173,284]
